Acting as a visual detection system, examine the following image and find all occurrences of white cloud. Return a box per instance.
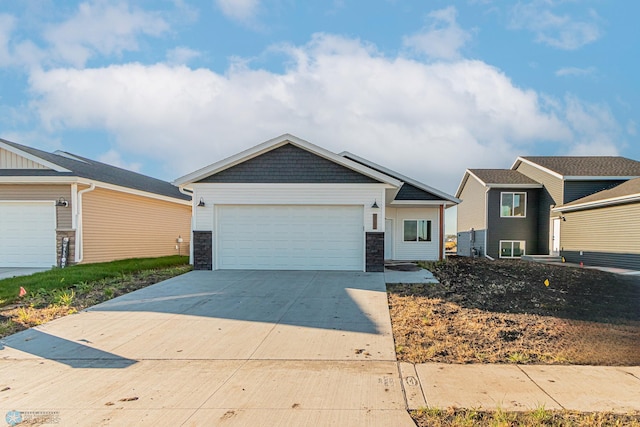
[28,34,622,193]
[215,0,260,25]
[555,66,596,77]
[98,149,142,172]
[166,47,201,65]
[509,1,602,50]
[0,14,16,66]
[403,6,472,60]
[44,0,169,67]
[562,95,621,155]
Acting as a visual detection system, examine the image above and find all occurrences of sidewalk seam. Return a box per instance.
[516,365,565,410]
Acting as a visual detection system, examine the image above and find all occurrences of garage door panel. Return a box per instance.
[0,202,56,267]
[217,205,363,270]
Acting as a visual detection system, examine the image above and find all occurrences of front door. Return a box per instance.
[551,218,561,255]
[384,219,393,260]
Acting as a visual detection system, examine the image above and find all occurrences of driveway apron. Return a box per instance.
[0,270,414,426]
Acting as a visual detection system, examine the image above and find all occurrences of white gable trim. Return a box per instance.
[341,151,460,204]
[511,157,563,179]
[0,140,71,172]
[455,170,485,198]
[0,175,190,205]
[553,194,640,213]
[173,134,402,188]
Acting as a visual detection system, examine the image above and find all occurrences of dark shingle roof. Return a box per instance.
[469,169,540,185]
[0,138,189,200]
[564,177,640,207]
[520,156,640,177]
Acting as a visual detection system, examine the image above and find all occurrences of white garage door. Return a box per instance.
[0,201,57,267]
[217,205,364,270]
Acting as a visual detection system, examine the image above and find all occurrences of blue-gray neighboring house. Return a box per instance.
[455,156,640,269]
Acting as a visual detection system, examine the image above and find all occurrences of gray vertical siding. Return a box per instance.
[486,188,539,258]
[563,180,627,204]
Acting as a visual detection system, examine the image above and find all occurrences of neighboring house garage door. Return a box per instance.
[0,201,57,267]
[217,205,364,270]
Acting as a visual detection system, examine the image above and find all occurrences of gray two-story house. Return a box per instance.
[455,156,640,269]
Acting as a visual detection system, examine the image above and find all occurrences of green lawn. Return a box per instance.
[0,256,189,306]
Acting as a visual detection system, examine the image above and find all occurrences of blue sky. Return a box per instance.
[1,0,638,206]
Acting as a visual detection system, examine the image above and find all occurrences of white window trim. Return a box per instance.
[403,219,432,243]
[500,192,527,218]
[499,240,526,258]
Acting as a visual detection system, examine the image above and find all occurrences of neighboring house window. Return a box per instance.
[500,241,525,258]
[404,220,431,242]
[501,192,526,217]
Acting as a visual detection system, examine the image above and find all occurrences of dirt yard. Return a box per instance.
[388,257,640,365]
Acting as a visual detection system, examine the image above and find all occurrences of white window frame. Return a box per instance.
[403,219,432,243]
[499,240,526,258]
[500,192,527,218]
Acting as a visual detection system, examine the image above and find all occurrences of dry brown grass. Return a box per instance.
[411,407,640,427]
[388,257,640,365]
[389,294,640,365]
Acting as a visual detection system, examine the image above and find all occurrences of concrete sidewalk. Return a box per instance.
[399,362,640,413]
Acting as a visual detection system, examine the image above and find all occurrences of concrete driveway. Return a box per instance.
[0,270,414,426]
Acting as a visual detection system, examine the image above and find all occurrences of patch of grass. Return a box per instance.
[411,407,640,427]
[0,257,192,339]
[507,352,531,364]
[0,255,189,306]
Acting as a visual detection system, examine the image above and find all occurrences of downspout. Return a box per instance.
[75,183,96,263]
[484,187,489,258]
[178,186,195,264]
[439,204,444,260]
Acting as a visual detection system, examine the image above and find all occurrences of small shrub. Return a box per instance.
[53,289,75,307]
[507,352,530,364]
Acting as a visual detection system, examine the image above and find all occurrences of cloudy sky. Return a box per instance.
[1,0,638,200]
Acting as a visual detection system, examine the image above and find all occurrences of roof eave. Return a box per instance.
[512,156,564,179]
[553,194,640,213]
[341,151,460,203]
[0,140,72,173]
[486,183,543,189]
[563,175,640,181]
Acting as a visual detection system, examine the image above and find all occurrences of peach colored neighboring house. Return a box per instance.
[0,138,191,268]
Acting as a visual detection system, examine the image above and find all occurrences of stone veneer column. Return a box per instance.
[365,232,384,272]
[56,230,76,267]
[193,231,212,270]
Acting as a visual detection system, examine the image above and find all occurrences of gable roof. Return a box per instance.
[340,152,459,204]
[554,177,640,212]
[173,133,402,188]
[196,143,380,184]
[0,138,189,201]
[455,169,542,198]
[512,156,640,179]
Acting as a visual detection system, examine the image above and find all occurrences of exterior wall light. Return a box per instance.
[197,197,205,207]
[371,200,379,209]
[56,197,69,207]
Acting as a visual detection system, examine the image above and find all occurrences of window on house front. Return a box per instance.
[403,220,431,242]
[500,241,525,258]
[501,192,526,217]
